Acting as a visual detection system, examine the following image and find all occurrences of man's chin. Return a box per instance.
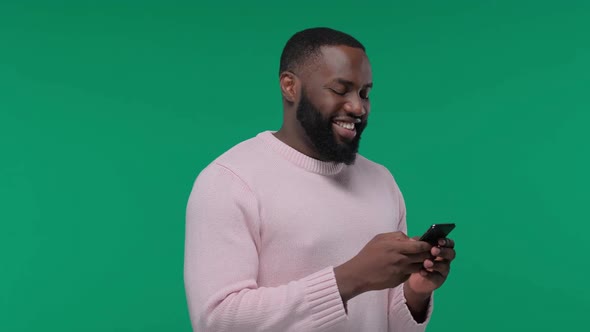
[341,154,357,165]
[333,144,359,165]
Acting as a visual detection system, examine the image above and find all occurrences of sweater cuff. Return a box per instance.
[390,286,434,331]
[303,267,348,330]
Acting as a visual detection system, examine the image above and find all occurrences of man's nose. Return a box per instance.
[344,94,366,116]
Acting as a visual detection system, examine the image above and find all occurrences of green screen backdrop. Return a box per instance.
[1,1,589,331]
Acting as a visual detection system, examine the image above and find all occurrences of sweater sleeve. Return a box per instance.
[183,163,348,332]
[387,173,434,332]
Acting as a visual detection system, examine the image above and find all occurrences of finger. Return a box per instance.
[406,251,434,263]
[407,262,425,274]
[419,268,439,277]
[439,248,456,261]
[438,238,455,248]
[419,270,445,284]
[398,241,432,254]
[430,261,451,277]
[431,246,441,256]
[431,247,456,261]
[423,259,435,269]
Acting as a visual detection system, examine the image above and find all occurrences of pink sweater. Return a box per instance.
[184,131,433,331]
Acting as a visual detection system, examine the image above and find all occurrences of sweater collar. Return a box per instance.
[257,131,346,175]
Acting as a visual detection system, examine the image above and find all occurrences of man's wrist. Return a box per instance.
[334,263,364,304]
[403,281,431,322]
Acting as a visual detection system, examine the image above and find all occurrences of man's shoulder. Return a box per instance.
[354,154,395,177]
[195,132,271,182]
[214,133,265,165]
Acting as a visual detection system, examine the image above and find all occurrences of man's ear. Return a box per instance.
[279,71,299,103]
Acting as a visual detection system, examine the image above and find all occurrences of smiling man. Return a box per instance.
[184,27,456,331]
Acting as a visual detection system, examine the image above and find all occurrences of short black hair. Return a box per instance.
[279,27,366,76]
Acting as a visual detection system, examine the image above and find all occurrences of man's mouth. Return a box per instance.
[332,119,359,140]
[334,121,356,130]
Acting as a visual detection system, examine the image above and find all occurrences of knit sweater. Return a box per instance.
[184,130,433,331]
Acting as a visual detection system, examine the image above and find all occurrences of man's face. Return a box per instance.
[296,89,367,165]
[296,45,372,165]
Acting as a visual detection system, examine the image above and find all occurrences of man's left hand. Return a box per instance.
[406,237,456,295]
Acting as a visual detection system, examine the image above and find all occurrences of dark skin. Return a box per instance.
[274,45,456,322]
[274,45,370,158]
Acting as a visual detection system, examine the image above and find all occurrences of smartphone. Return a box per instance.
[419,223,455,245]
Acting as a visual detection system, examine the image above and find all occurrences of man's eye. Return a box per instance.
[331,89,346,96]
[361,91,370,100]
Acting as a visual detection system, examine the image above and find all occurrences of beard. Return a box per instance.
[296,91,367,165]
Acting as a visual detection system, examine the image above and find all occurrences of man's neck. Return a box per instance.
[273,127,324,162]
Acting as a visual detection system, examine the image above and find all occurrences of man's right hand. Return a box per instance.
[334,232,433,303]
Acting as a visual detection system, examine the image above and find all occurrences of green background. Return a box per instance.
[1,1,588,331]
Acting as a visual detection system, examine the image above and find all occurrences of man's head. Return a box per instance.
[278,27,372,165]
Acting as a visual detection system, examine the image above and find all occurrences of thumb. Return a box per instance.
[409,236,421,241]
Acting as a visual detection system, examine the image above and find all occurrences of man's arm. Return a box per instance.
[184,163,347,332]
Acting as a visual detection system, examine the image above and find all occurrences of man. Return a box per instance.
[184,27,456,331]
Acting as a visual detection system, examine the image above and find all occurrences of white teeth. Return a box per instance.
[335,121,355,130]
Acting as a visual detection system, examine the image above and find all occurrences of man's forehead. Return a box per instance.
[310,45,372,85]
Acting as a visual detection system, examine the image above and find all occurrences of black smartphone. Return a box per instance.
[419,223,456,245]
